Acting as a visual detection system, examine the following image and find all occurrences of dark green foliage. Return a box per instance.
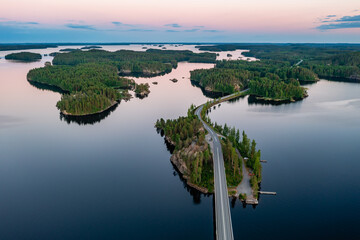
[191,59,309,99]
[51,49,215,78]
[5,52,42,62]
[197,43,360,80]
[155,105,202,150]
[59,48,81,52]
[27,48,216,116]
[221,139,242,187]
[117,61,172,76]
[81,46,102,50]
[135,83,150,97]
[27,63,130,115]
[0,44,57,51]
[56,90,117,115]
[213,123,262,182]
[155,105,214,191]
[28,63,124,91]
[240,44,360,80]
[191,68,252,94]
[216,60,318,82]
[249,78,306,101]
[195,45,242,52]
[52,49,216,72]
[307,65,360,79]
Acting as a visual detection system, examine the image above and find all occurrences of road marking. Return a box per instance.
[217,150,226,239]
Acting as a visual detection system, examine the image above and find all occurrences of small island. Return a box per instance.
[0,44,57,51]
[81,46,102,50]
[135,83,150,98]
[5,52,42,62]
[59,48,81,52]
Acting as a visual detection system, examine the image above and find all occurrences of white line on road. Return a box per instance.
[217,150,226,239]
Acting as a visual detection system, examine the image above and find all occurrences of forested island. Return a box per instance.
[215,125,261,197]
[59,48,81,52]
[27,48,216,116]
[197,44,360,82]
[0,44,57,51]
[135,83,150,98]
[191,43,360,101]
[200,97,262,198]
[27,63,132,116]
[5,52,42,62]
[81,46,102,50]
[156,105,214,193]
[156,101,262,199]
[190,60,309,101]
[52,49,216,76]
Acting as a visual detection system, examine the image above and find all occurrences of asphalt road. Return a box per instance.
[195,89,248,240]
[195,105,234,240]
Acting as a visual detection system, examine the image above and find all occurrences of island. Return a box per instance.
[81,46,102,50]
[191,52,320,102]
[155,105,215,193]
[156,100,262,201]
[27,63,133,116]
[59,48,81,52]
[197,44,360,82]
[52,49,216,76]
[5,52,42,62]
[0,44,57,51]
[27,48,216,116]
[135,83,150,98]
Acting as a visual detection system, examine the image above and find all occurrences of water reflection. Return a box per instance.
[59,103,119,125]
[157,127,211,204]
[247,95,304,106]
[0,115,24,129]
[28,80,69,94]
[190,80,226,98]
[170,162,212,204]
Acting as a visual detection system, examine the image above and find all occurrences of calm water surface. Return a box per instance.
[0,45,359,240]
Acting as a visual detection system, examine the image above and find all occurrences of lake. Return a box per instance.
[0,45,359,240]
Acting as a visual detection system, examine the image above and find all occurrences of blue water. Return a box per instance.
[210,80,360,240]
[0,45,359,239]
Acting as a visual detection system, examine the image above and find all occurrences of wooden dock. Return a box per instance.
[259,191,277,195]
[245,199,258,205]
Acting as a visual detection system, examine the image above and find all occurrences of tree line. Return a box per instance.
[5,52,42,62]
[27,63,130,115]
[190,59,308,100]
[155,105,214,191]
[213,123,262,195]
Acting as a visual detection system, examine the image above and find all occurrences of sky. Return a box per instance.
[0,0,360,43]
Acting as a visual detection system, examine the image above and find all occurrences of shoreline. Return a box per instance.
[60,100,120,117]
[196,89,261,202]
[250,92,308,104]
[160,130,211,194]
[27,78,70,94]
[27,78,124,117]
